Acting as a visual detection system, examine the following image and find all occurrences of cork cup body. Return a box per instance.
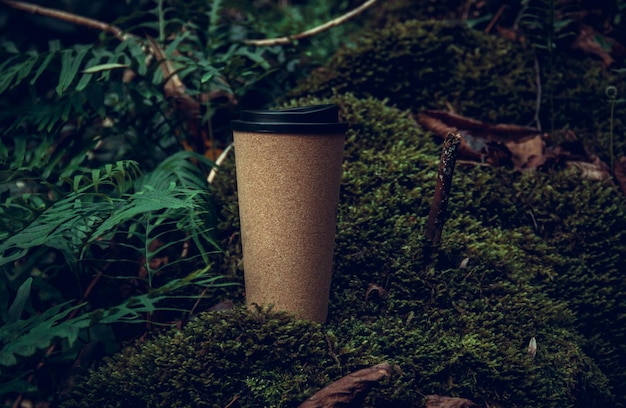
[231,105,347,323]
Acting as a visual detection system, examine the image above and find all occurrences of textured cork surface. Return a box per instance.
[233,131,345,323]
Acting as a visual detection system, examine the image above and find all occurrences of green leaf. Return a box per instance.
[208,0,224,38]
[14,55,38,86]
[56,45,91,96]
[90,185,195,241]
[29,52,56,85]
[6,278,32,324]
[81,62,129,74]
[0,376,37,396]
[0,301,88,366]
[75,72,93,92]
[0,55,21,94]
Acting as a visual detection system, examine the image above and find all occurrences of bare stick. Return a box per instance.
[245,0,380,46]
[0,0,127,41]
[425,132,461,245]
[484,4,506,34]
[207,142,234,184]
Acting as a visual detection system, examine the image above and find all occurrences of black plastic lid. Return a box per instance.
[231,104,348,134]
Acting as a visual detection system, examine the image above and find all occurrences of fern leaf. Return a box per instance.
[6,278,32,325]
[0,55,21,94]
[14,55,38,87]
[56,45,91,96]
[0,161,141,268]
[0,301,88,366]
[208,0,224,39]
[90,185,195,241]
[29,51,56,85]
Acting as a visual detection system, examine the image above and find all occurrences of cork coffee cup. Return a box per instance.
[231,104,347,323]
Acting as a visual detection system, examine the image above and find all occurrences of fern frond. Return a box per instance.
[0,299,89,366]
[56,45,92,96]
[0,160,142,267]
[137,150,213,191]
[0,265,231,365]
[518,0,577,51]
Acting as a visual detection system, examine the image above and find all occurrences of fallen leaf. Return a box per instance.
[547,137,611,181]
[417,110,545,169]
[208,299,235,311]
[365,283,387,301]
[571,23,619,67]
[299,362,393,408]
[566,160,610,181]
[424,394,480,408]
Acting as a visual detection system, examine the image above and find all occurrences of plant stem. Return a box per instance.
[244,0,380,46]
[425,132,461,245]
[0,0,126,41]
[610,97,616,177]
[158,0,165,42]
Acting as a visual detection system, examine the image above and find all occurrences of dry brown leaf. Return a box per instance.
[208,299,235,311]
[365,283,387,301]
[571,23,616,67]
[417,110,544,169]
[566,160,610,181]
[299,362,393,408]
[425,394,480,408]
[503,134,545,170]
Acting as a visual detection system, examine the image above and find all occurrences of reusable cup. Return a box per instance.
[231,104,347,323]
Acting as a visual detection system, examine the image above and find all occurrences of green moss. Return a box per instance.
[61,94,626,407]
[289,20,626,162]
[60,307,380,408]
[290,20,538,125]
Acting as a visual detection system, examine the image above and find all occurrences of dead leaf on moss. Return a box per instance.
[365,283,387,301]
[417,110,545,170]
[570,23,625,67]
[566,160,610,181]
[208,299,235,311]
[299,362,393,408]
[424,394,480,408]
[549,137,611,181]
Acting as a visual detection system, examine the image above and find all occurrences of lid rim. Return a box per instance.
[231,104,347,134]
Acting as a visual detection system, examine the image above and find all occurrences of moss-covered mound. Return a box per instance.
[290,20,626,163]
[61,94,626,407]
[60,308,376,408]
[290,20,538,126]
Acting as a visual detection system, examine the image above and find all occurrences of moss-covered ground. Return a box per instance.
[61,19,626,408]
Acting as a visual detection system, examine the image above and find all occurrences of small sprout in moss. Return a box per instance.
[528,336,537,360]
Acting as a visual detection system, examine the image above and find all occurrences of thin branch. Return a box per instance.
[244,0,380,46]
[484,4,506,34]
[0,0,127,41]
[424,132,461,245]
[207,142,234,184]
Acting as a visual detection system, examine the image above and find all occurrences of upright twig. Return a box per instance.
[244,0,379,46]
[424,132,461,245]
[484,5,506,34]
